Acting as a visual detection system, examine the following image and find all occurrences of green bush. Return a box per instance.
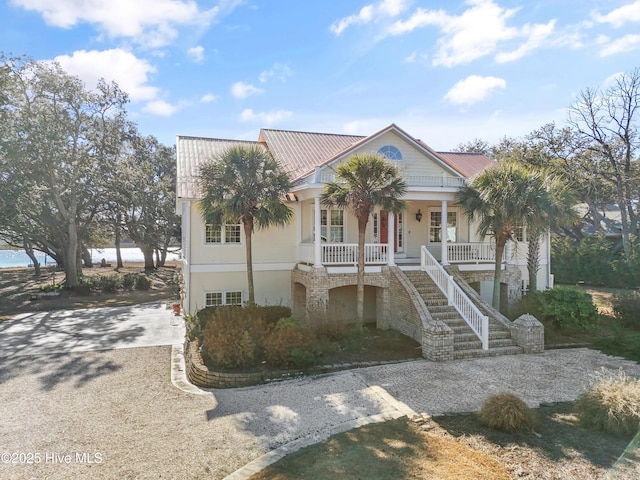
[97,274,121,292]
[538,287,599,331]
[612,291,640,329]
[575,369,640,436]
[135,274,151,290]
[478,392,537,433]
[264,317,314,369]
[201,306,265,370]
[122,273,137,290]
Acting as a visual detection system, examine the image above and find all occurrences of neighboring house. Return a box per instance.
[176,124,546,360]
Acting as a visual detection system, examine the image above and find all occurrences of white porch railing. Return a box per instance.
[321,243,388,265]
[317,172,465,188]
[421,246,489,350]
[448,242,497,263]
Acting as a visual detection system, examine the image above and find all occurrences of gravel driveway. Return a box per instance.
[1,304,640,480]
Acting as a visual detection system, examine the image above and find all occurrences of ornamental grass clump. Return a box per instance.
[478,392,537,433]
[575,368,640,436]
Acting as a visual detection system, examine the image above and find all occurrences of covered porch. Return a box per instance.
[295,196,511,268]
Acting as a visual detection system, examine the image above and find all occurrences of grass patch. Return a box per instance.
[251,402,635,480]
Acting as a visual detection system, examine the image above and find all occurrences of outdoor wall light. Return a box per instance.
[415,209,422,222]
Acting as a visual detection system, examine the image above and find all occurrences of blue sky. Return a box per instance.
[1,0,638,150]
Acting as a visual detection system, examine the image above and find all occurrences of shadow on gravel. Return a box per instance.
[0,307,144,387]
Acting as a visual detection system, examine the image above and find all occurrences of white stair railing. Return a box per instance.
[421,246,489,350]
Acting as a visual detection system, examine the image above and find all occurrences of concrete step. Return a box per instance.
[453,345,523,360]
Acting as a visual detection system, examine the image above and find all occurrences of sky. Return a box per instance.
[0,0,638,151]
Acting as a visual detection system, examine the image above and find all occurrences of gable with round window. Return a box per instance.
[377,145,402,161]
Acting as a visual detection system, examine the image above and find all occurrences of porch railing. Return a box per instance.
[321,243,388,265]
[421,246,489,350]
[448,242,497,263]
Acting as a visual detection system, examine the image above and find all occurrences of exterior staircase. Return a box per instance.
[403,271,523,359]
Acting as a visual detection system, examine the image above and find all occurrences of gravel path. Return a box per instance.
[2,303,640,479]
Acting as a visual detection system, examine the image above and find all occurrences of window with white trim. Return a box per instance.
[205,291,243,307]
[319,209,344,242]
[205,224,241,244]
[513,225,526,242]
[430,211,457,243]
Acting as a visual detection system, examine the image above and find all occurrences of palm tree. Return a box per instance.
[322,153,407,326]
[198,145,292,305]
[457,161,563,309]
[525,174,577,292]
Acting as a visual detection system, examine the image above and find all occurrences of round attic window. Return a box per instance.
[378,145,402,161]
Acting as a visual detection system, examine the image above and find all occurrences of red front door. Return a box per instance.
[379,211,398,252]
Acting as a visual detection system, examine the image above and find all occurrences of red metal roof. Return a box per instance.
[436,151,495,178]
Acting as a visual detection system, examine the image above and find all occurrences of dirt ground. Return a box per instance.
[0,263,180,320]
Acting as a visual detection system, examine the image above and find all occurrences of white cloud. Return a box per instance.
[330,0,410,36]
[54,49,159,101]
[239,108,293,125]
[142,99,179,116]
[444,75,506,106]
[187,45,205,63]
[387,0,556,67]
[201,93,218,103]
[259,63,293,83]
[230,81,263,99]
[496,20,556,63]
[599,34,640,56]
[404,50,429,63]
[10,0,240,47]
[593,1,640,28]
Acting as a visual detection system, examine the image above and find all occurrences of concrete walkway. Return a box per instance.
[1,304,639,479]
[0,302,185,357]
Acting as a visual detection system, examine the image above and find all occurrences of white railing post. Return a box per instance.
[314,197,322,267]
[481,315,489,350]
[440,200,449,265]
[447,275,454,306]
[388,212,396,266]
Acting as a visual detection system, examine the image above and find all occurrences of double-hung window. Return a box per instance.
[205,224,241,244]
[430,211,457,243]
[320,209,344,242]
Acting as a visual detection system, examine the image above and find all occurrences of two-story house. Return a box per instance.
[176,124,546,360]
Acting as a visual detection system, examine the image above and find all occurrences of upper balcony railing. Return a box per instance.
[317,171,465,188]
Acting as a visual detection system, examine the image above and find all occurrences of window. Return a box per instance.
[372,213,378,242]
[205,291,243,307]
[430,211,457,243]
[320,209,344,242]
[513,225,526,242]
[205,224,241,244]
[377,145,403,160]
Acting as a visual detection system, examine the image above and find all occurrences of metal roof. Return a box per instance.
[176,126,495,200]
[176,135,262,199]
[436,151,495,178]
[259,129,364,180]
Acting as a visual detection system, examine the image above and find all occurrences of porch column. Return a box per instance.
[388,212,396,266]
[441,200,449,265]
[314,196,322,267]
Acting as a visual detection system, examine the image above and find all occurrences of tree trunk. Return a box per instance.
[81,245,94,268]
[492,237,506,310]
[115,214,123,269]
[23,242,41,277]
[244,221,255,305]
[141,245,155,271]
[356,216,367,327]
[64,219,80,287]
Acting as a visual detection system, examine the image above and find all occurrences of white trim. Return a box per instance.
[203,223,244,245]
[325,266,383,274]
[458,264,505,271]
[191,263,295,273]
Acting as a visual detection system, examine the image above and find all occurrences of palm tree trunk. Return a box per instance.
[356,217,367,327]
[244,221,255,305]
[527,230,542,293]
[492,237,507,309]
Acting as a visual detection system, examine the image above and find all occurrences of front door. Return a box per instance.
[379,211,402,253]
